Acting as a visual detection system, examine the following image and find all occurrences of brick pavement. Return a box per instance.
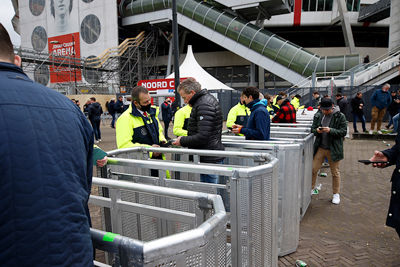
[93,121,400,266]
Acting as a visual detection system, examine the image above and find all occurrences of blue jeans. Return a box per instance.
[393,113,400,133]
[110,113,116,128]
[200,160,224,184]
[91,119,101,140]
[352,113,366,132]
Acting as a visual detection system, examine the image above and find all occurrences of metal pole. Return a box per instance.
[72,34,77,94]
[172,0,181,110]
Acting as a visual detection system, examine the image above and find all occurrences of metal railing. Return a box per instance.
[101,147,279,267]
[90,177,227,266]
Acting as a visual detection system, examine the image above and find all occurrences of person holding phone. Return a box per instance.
[368,135,400,238]
[311,98,347,204]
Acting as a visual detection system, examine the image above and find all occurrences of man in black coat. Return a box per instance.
[88,97,103,143]
[350,92,366,133]
[161,98,172,139]
[369,135,400,238]
[173,78,224,184]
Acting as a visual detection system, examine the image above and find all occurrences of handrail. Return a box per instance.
[291,45,400,88]
[85,31,146,68]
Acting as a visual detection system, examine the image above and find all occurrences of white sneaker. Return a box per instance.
[377,130,382,134]
[95,140,100,144]
[332,194,340,204]
[369,130,373,134]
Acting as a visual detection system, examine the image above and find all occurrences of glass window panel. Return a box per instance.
[225,19,245,40]
[181,0,198,17]
[290,52,315,75]
[237,24,258,47]
[193,4,210,22]
[262,36,286,60]
[325,0,333,11]
[203,8,220,28]
[325,56,345,73]
[215,13,234,35]
[275,42,301,68]
[249,31,271,54]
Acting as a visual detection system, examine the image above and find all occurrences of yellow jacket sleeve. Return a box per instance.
[173,108,188,136]
[226,104,238,128]
[115,112,148,149]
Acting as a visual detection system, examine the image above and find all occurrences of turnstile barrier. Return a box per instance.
[102,147,279,267]
[89,177,227,266]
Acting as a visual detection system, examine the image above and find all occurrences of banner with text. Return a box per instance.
[48,32,82,83]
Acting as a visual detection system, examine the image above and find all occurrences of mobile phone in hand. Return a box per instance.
[358,160,389,165]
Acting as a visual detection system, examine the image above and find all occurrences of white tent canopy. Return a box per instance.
[166,45,233,90]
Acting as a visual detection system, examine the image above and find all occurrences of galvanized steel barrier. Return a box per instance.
[89,177,227,266]
[100,147,279,267]
[220,137,303,256]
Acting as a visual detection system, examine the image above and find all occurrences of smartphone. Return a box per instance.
[358,160,389,165]
[160,140,173,147]
[318,127,323,130]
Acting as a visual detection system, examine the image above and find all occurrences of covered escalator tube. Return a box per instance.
[120,0,359,77]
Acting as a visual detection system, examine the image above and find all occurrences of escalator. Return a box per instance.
[120,0,360,85]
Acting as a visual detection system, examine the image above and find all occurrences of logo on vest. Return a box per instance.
[199,116,203,120]
[141,128,148,136]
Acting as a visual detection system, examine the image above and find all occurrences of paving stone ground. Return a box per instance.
[91,120,400,266]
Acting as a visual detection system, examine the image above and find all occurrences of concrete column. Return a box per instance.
[336,0,356,54]
[258,67,265,89]
[389,0,400,52]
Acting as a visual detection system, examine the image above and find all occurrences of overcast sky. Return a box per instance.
[0,1,21,46]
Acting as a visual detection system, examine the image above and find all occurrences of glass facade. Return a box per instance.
[302,0,360,12]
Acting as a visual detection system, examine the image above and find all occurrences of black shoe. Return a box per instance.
[354,130,359,133]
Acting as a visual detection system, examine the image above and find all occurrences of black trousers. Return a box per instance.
[396,227,400,238]
[163,119,171,138]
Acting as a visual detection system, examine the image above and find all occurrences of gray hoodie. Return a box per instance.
[320,106,340,149]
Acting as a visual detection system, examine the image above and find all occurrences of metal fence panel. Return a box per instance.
[103,147,279,267]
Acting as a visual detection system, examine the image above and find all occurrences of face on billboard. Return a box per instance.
[49,0,77,36]
[54,0,70,18]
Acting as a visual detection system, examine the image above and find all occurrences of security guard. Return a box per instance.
[173,104,192,136]
[290,94,303,110]
[226,95,250,130]
[116,85,166,152]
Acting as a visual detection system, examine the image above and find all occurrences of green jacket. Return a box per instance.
[311,107,347,162]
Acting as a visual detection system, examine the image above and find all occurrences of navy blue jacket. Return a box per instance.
[0,62,94,267]
[161,101,172,122]
[241,99,270,140]
[371,89,391,109]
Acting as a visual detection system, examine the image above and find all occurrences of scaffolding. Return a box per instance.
[15,30,159,95]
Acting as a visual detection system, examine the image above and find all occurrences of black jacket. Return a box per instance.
[88,102,103,121]
[350,96,364,115]
[382,134,400,230]
[180,89,224,163]
[337,97,348,115]
[387,95,400,117]
[161,101,172,122]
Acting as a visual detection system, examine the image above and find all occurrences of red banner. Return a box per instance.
[48,32,82,83]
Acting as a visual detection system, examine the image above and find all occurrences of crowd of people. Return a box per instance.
[1,22,399,267]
